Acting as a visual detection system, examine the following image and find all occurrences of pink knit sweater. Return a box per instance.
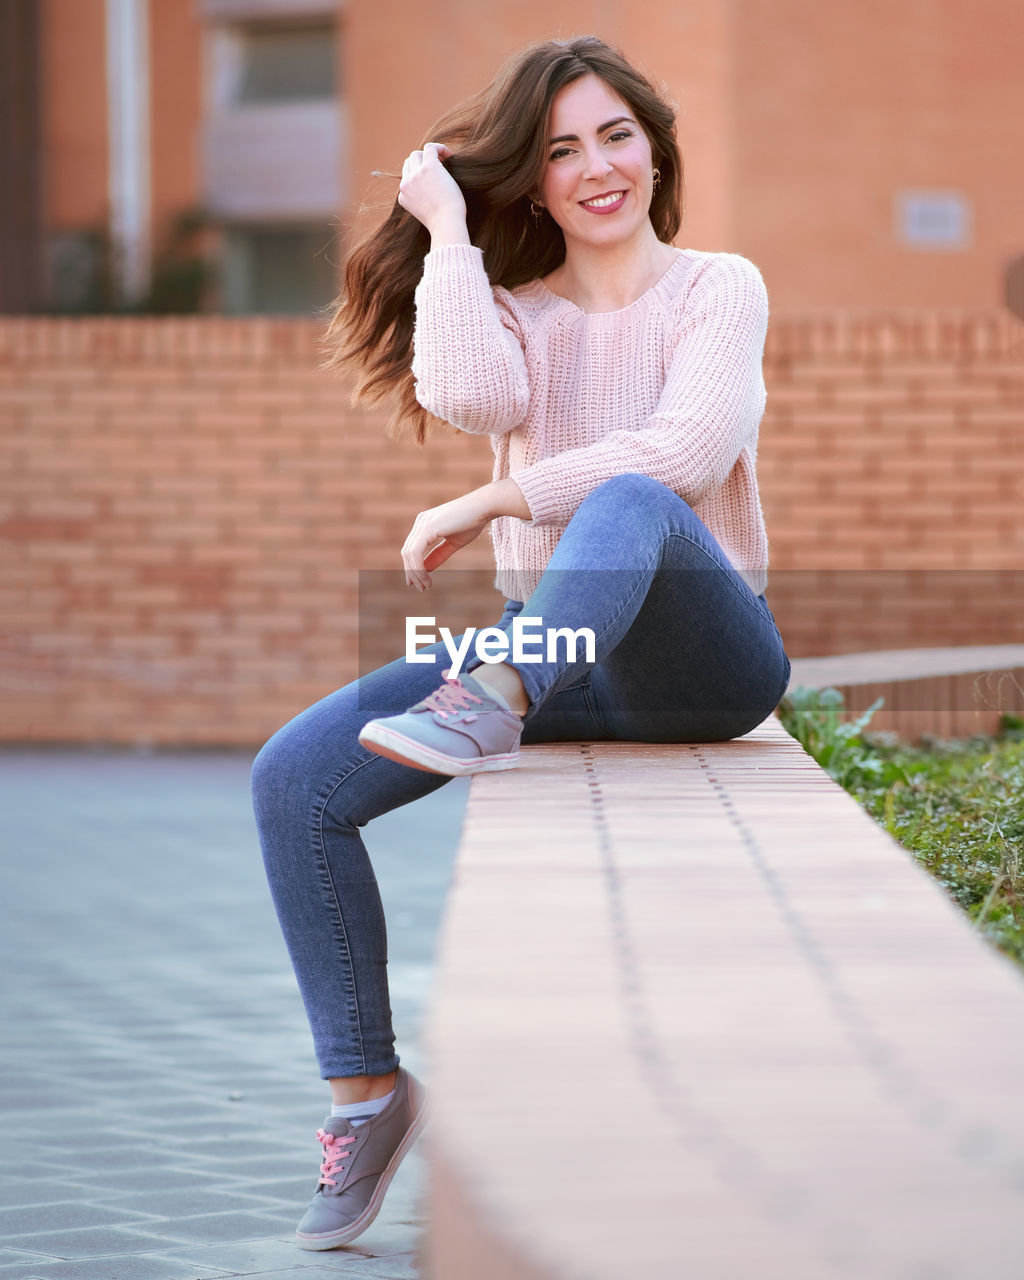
[411,242,770,600]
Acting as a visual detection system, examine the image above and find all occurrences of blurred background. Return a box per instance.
[1,0,1023,745]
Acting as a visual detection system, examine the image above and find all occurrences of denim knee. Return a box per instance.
[582,472,689,511]
[251,721,307,826]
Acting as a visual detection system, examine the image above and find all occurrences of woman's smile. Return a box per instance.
[579,190,628,213]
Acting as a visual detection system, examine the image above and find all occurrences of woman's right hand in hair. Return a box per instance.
[398,143,471,246]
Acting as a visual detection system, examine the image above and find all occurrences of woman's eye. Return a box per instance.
[548,130,632,161]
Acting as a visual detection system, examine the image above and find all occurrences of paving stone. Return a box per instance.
[351,1258,424,1280]
[182,1157,315,1184]
[198,1269,409,1279]
[3,1134,141,1158]
[153,1238,355,1273]
[143,1121,266,1143]
[0,1202,161,1235]
[0,1226,196,1259]
[238,1088,331,1106]
[62,1169,229,1195]
[132,1101,257,1122]
[215,1178,310,1205]
[337,1219,424,1260]
[167,1152,306,1179]
[63,1146,177,1173]
[174,1270,360,1279]
[0,1256,232,1279]
[0,1165,59,1185]
[162,1135,301,1158]
[0,1092,65,1113]
[82,1189,291,1218]
[0,1185,116,1210]
[128,1212,313,1246]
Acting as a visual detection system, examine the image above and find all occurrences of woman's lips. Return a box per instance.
[579,191,627,214]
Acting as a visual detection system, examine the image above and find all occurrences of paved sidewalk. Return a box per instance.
[0,750,468,1280]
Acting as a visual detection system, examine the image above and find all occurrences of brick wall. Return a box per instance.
[2,313,1023,744]
[761,313,1024,658]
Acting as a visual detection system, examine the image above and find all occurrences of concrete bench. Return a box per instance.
[423,714,1024,1279]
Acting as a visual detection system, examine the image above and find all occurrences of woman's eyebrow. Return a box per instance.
[548,116,636,145]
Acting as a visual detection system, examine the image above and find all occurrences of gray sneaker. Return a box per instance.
[296,1067,427,1251]
[358,669,522,776]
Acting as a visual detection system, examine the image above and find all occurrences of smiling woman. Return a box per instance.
[534,75,679,310]
[322,34,685,441]
[251,34,791,1254]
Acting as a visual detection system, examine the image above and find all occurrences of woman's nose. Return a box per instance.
[581,148,613,179]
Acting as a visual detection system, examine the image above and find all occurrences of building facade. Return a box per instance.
[2,0,1023,316]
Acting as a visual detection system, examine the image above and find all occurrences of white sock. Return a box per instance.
[330,1087,395,1126]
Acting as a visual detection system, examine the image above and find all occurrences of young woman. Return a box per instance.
[252,34,790,1251]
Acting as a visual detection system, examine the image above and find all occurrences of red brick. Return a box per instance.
[966,407,1024,427]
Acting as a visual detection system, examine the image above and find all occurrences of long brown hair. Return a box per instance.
[323,35,685,442]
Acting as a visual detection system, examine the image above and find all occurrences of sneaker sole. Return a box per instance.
[358,723,520,776]
[295,1101,430,1251]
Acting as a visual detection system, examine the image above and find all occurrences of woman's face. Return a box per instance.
[538,74,656,254]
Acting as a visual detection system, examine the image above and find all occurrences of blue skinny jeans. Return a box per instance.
[251,475,791,1078]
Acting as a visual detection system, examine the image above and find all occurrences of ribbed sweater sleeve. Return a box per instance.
[510,254,769,525]
[411,243,530,434]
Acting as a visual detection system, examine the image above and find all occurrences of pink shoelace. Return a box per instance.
[316,1127,356,1189]
[420,670,483,720]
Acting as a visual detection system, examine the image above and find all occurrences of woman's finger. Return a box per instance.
[402,522,440,592]
[400,492,488,589]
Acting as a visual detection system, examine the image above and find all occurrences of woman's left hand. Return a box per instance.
[402,479,531,591]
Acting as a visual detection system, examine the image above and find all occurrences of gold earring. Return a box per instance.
[652,168,662,192]
[530,199,544,225]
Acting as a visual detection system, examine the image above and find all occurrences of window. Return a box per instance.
[200,7,342,313]
[233,22,337,103]
[221,225,337,314]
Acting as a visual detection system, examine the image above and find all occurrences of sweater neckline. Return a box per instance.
[529,248,689,318]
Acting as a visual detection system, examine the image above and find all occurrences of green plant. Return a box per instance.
[144,209,216,314]
[1000,712,1024,742]
[47,207,216,315]
[777,685,895,788]
[856,735,1024,965]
